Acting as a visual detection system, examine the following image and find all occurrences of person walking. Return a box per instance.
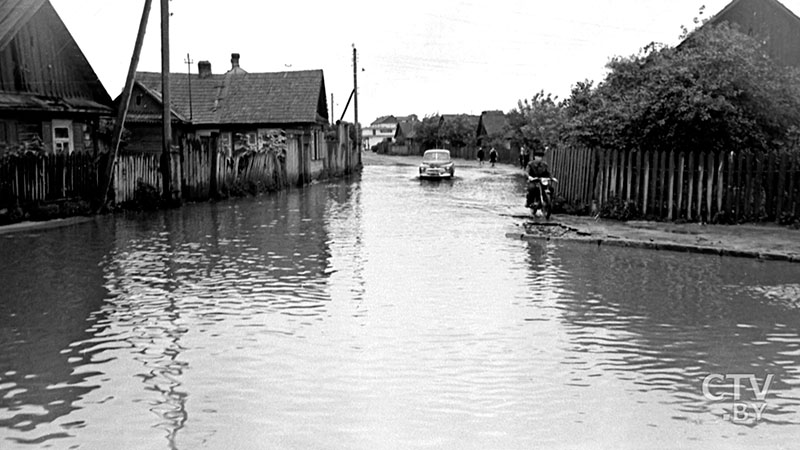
[521,146,530,169]
[477,147,485,166]
[489,147,498,167]
[519,146,527,169]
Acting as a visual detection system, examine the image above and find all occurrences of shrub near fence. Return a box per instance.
[548,146,800,223]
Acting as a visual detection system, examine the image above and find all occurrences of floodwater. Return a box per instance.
[1,159,800,449]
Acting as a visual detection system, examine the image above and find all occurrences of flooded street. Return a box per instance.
[2,159,800,449]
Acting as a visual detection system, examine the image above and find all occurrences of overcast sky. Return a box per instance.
[49,0,800,125]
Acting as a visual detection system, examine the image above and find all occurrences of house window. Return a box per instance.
[135,94,143,106]
[52,120,73,154]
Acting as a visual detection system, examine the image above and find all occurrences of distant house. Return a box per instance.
[476,110,510,148]
[394,119,418,145]
[0,0,113,156]
[124,53,330,183]
[392,118,420,155]
[699,0,800,68]
[362,114,417,150]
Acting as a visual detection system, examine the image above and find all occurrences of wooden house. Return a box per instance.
[0,0,113,156]
[124,53,330,183]
[704,0,800,68]
[392,118,420,155]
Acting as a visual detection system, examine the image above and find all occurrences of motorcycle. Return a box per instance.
[527,176,557,220]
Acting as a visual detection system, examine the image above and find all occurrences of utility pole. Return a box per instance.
[160,0,172,200]
[331,93,334,125]
[184,53,193,120]
[97,0,153,212]
[352,45,361,162]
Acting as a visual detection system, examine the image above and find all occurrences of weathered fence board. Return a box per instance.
[546,145,800,223]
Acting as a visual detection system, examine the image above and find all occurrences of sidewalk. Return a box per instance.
[511,214,800,263]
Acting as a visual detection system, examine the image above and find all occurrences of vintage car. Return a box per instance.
[418,149,455,178]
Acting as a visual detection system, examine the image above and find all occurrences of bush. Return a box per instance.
[132,180,162,210]
[600,195,641,221]
[552,195,592,215]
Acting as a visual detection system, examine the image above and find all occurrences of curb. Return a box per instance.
[0,216,95,235]
[506,231,798,263]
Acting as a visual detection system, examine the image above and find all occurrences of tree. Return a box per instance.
[415,114,477,150]
[564,23,800,154]
[509,91,567,151]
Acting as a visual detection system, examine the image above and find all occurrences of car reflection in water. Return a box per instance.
[418,149,455,179]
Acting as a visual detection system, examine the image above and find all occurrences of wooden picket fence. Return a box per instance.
[114,152,162,203]
[548,147,800,222]
[0,123,362,213]
[181,139,212,200]
[547,147,597,208]
[0,152,97,206]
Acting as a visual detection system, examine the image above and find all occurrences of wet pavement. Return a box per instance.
[1,152,799,449]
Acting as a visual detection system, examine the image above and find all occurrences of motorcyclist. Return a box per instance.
[525,147,551,208]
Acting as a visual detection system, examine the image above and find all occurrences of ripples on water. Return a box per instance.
[1,163,800,448]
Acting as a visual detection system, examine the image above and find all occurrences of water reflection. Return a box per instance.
[533,242,800,430]
[1,163,799,449]
[0,223,111,445]
[96,180,361,448]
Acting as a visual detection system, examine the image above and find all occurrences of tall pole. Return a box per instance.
[353,45,361,163]
[185,53,193,120]
[161,0,172,199]
[97,0,153,212]
[331,93,334,126]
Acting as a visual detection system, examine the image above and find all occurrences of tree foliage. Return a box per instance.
[415,114,477,150]
[509,91,566,152]
[564,23,800,154]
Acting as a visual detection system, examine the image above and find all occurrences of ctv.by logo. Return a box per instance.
[702,373,774,423]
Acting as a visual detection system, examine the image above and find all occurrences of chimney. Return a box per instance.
[198,60,212,79]
[231,53,240,70]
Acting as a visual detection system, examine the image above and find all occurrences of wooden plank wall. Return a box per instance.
[550,147,800,222]
[285,137,301,186]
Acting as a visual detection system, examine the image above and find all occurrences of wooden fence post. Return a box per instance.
[668,150,675,220]
[696,151,705,221]
[754,153,764,219]
[706,151,714,222]
[642,151,650,215]
[789,152,797,217]
[777,151,787,223]
[658,150,667,218]
[650,151,657,217]
[686,152,695,221]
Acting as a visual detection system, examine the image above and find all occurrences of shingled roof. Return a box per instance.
[133,68,329,126]
[395,120,418,140]
[477,110,509,137]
